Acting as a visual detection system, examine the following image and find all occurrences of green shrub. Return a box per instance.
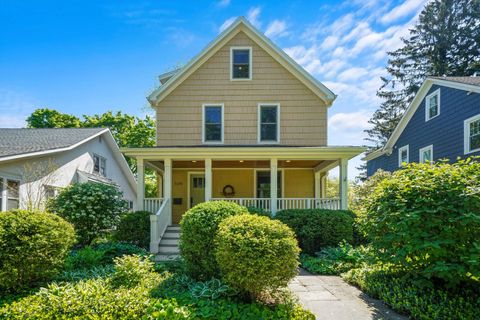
[357,159,480,285]
[349,169,391,213]
[179,201,248,280]
[247,206,272,217]
[0,210,75,292]
[111,255,154,288]
[301,242,372,275]
[93,241,147,264]
[65,246,105,270]
[215,214,300,299]
[48,182,127,245]
[114,210,151,249]
[343,265,480,320]
[275,209,355,254]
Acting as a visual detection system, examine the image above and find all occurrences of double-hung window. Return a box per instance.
[398,145,409,167]
[425,89,440,121]
[465,114,480,154]
[419,145,433,163]
[230,47,252,80]
[93,154,107,176]
[203,104,224,143]
[258,104,280,143]
[0,177,20,211]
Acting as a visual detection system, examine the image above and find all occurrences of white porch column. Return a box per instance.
[205,158,212,201]
[320,173,327,198]
[339,158,348,210]
[136,158,145,210]
[270,158,278,214]
[314,171,321,198]
[157,173,163,198]
[163,158,172,225]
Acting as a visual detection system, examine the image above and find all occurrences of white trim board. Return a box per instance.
[364,77,480,162]
[147,17,336,107]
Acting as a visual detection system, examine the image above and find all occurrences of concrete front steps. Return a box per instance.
[153,224,180,262]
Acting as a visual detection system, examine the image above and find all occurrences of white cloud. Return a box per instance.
[0,115,26,128]
[329,110,372,131]
[217,0,230,8]
[265,20,288,38]
[0,88,34,128]
[320,36,338,50]
[337,67,369,82]
[380,0,426,24]
[219,17,236,32]
[247,6,262,28]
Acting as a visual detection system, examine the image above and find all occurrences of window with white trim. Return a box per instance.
[425,89,440,121]
[398,145,409,167]
[230,47,252,80]
[465,114,480,154]
[258,104,280,143]
[203,104,223,143]
[93,154,107,176]
[419,145,433,163]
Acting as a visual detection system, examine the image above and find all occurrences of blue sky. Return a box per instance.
[0,0,427,177]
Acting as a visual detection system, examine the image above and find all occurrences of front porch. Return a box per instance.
[122,146,364,253]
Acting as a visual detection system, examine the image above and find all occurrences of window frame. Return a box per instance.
[425,89,440,121]
[258,103,280,144]
[398,145,409,167]
[419,145,434,163]
[230,46,252,81]
[464,114,480,154]
[202,103,224,144]
[93,154,107,177]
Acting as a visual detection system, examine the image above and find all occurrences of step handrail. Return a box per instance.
[149,198,171,253]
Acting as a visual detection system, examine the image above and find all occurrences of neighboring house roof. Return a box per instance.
[0,128,107,159]
[77,169,116,186]
[147,17,336,107]
[0,128,137,193]
[364,76,480,161]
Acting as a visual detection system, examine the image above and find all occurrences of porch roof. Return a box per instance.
[121,145,365,161]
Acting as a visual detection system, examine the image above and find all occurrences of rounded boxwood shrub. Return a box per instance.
[358,159,480,285]
[275,209,355,254]
[215,214,300,299]
[179,201,248,280]
[48,182,127,245]
[0,210,75,291]
[113,211,151,249]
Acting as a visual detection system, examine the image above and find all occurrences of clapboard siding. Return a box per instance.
[155,31,327,146]
[367,84,480,176]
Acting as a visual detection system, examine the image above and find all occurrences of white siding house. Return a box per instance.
[0,128,136,211]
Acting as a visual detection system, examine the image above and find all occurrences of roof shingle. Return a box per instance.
[430,76,480,87]
[0,128,106,159]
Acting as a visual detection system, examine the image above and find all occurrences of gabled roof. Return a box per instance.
[0,128,107,159]
[364,76,480,161]
[0,128,136,192]
[148,17,336,106]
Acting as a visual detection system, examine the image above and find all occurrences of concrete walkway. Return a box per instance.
[289,270,407,320]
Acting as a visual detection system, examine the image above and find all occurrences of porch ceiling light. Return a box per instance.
[285,160,291,163]
[239,160,244,162]
[192,160,197,163]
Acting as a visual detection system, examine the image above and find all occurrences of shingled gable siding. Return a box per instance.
[367,84,480,176]
[155,31,328,146]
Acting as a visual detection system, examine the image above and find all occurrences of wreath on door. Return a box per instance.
[222,185,235,197]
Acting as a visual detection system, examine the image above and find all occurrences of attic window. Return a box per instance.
[231,47,252,80]
[425,89,440,121]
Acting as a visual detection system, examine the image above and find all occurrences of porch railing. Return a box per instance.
[149,198,170,253]
[210,198,270,210]
[144,198,164,214]
[210,198,340,212]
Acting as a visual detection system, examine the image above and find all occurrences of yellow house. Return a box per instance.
[122,17,364,253]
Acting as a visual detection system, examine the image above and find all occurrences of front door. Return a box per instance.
[189,174,205,208]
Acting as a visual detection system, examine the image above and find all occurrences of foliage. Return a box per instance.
[0,210,75,292]
[275,209,355,254]
[301,242,372,275]
[343,265,480,320]
[349,169,392,213]
[247,206,272,217]
[215,214,300,299]
[48,182,127,245]
[56,265,115,282]
[110,255,155,288]
[114,210,151,249]
[26,108,81,128]
[357,159,480,285]
[65,241,147,271]
[365,0,480,150]
[179,201,248,280]
[0,256,164,319]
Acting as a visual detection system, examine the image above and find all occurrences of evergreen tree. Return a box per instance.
[365,0,480,148]
[359,0,480,180]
